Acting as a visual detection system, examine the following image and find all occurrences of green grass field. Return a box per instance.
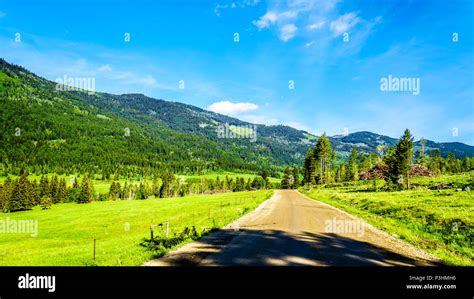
[0,190,273,266]
[300,174,474,266]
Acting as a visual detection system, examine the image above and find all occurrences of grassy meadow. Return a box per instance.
[300,173,474,266]
[0,190,273,266]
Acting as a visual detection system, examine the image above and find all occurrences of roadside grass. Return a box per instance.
[0,190,273,266]
[300,173,473,266]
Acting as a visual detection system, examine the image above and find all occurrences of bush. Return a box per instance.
[40,196,53,210]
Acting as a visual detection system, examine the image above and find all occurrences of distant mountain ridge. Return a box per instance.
[0,58,472,175]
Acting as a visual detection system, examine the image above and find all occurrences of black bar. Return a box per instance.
[0,267,472,298]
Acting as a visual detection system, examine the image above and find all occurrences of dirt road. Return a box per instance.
[145,190,441,266]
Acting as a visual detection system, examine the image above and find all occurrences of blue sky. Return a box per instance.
[0,0,473,144]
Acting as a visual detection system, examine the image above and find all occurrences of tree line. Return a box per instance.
[0,171,273,212]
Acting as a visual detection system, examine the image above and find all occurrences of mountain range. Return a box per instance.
[1,58,472,175]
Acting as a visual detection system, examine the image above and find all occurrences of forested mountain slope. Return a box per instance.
[1,58,472,176]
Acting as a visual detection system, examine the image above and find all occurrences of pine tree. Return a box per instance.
[292,165,300,188]
[281,166,292,189]
[135,181,148,200]
[50,175,59,203]
[246,178,252,191]
[78,175,94,203]
[346,146,358,181]
[313,134,332,184]
[121,182,131,200]
[428,149,443,173]
[57,178,67,203]
[0,177,13,211]
[7,172,35,212]
[415,150,426,166]
[108,181,122,200]
[39,175,50,199]
[239,177,245,191]
[447,153,458,173]
[394,129,414,189]
[302,149,315,184]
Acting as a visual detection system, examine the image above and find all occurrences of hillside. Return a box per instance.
[0,58,472,176]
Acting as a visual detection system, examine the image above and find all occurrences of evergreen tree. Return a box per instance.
[135,181,148,200]
[313,134,332,184]
[160,172,175,198]
[40,196,53,210]
[281,166,292,189]
[346,146,358,181]
[428,149,443,173]
[302,149,315,184]
[39,175,50,199]
[239,177,245,191]
[6,172,35,212]
[246,178,252,191]
[57,178,68,203]
[415,150,427,166]
[394,129,414,189]
[292,165,300,188]
[78,175,94,203]
[0,177,13,211]
[446,153,458,173]
[50,175,59,203]
[108,181,122,200]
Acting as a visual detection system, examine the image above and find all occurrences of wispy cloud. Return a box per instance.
[253,11,279,29]
[279,24,298,41]
[329,12,360,36]
[251,0,376,48]
[214,0,260,17]
[308,21,325,30]
[97,64,112,72]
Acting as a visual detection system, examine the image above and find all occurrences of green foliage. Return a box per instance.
[40,196,52,210]
[346,146,358,181]
[281,166,292,189]
[4,172,35,212]
[78,175,94,204]
[394,129,414,189]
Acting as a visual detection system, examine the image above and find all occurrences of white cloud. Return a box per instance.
[97,64,112,72]
[308,21,325,30]
[329,12,360,36]
[215,0,260,17]
[279,24,298,41]
[253,11,279,29]
[251,0,339,42]
[208,101,259,115]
